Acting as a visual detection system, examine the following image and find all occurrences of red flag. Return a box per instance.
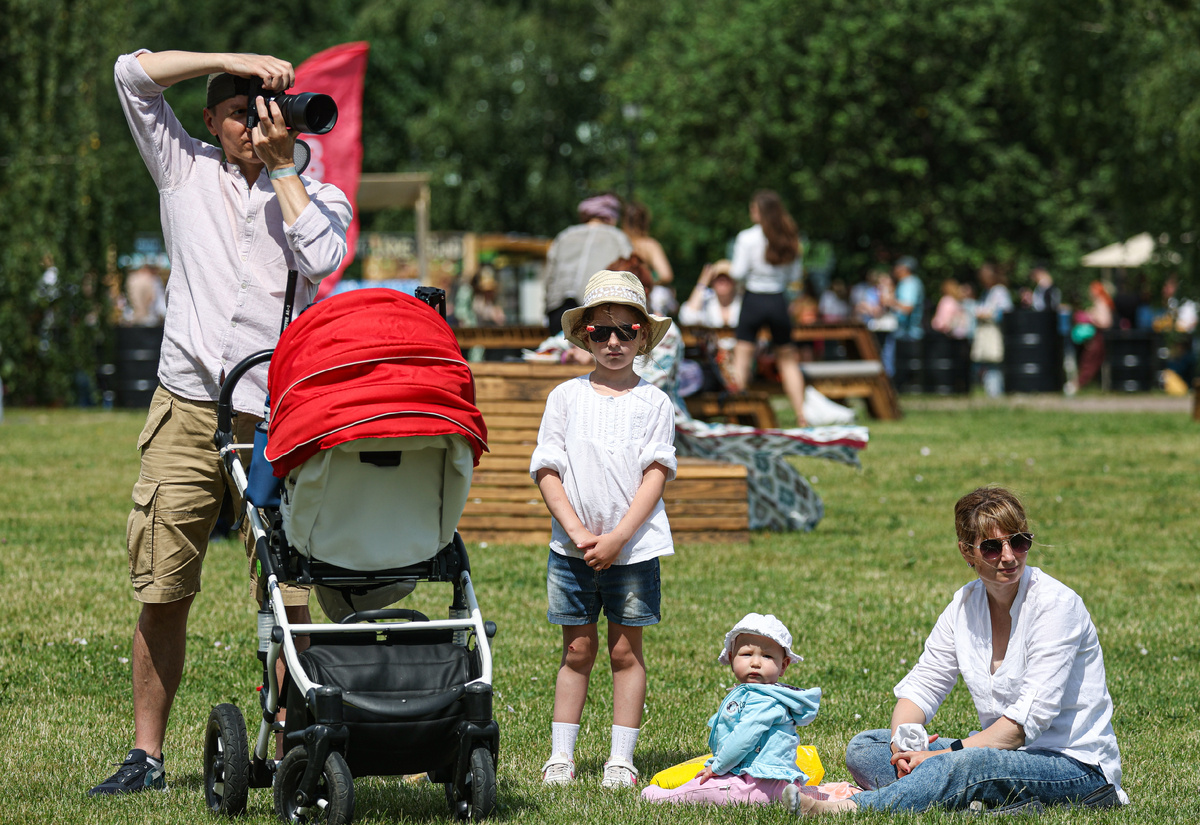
[292,42,370,299]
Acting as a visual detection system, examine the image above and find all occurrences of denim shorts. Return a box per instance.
[546,552,661,627]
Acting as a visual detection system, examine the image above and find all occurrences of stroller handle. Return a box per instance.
[215,349,275,445]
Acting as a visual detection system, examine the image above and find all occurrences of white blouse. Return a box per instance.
[894,566,1126,802]
[729,225,802,295]
[529,376,677,564]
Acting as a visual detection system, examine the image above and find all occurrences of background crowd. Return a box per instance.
[438,191,1200,403]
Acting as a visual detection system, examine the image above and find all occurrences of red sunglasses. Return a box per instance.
[586,323,641,343]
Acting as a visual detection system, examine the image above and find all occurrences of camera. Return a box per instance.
[245,78,338,135]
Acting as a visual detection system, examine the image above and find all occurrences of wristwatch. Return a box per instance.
[950,739,965,751]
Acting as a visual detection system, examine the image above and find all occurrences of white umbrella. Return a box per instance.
[1080,233,1155,267]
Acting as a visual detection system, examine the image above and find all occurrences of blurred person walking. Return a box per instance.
[729,189,808,426]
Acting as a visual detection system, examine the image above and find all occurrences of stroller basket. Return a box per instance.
[287,631,486,777]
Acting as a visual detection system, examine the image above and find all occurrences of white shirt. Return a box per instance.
[115,51,352,415]
[543,223,633,311]
[529,376,676,564]
[729,225,801,295]
[895,566,1126,802]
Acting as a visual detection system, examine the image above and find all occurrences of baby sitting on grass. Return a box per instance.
[640,613,821,805]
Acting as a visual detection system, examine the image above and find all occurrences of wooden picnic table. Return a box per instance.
[454,320,883,360]
[454,320,899,420]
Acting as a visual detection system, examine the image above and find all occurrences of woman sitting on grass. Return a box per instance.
[785,485,1127,815]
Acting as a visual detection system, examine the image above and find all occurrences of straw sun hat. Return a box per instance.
[561,269,672,354]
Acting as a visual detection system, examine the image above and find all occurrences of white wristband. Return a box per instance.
[269,166,298,181]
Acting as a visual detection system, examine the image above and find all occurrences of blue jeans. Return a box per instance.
[546,552,661,627]
[844,729,1109,812]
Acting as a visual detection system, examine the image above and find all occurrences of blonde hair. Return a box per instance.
[954,486,1029,548]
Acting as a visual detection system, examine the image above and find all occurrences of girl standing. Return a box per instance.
[531,269,677,788]
[729,189,808,426]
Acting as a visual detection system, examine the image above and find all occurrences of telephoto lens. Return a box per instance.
[276,92,338,135]
[246,78,339,135]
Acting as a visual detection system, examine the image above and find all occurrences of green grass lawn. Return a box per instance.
[1,403,1198,823]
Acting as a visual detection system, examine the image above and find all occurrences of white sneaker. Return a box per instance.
[600,758,638,788]
[541,753,575,785]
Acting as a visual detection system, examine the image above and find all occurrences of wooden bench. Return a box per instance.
[453,323,900,421]
[800,360,901,421]
[459,362,749,544]
[684,390,778,428]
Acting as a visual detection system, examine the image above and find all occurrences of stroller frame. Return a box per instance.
[205,287,497,823]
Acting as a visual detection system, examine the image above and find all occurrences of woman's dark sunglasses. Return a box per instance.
[586,323,641,343]
[974,532,1034,557]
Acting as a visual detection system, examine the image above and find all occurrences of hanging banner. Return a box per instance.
[292,41,370,299]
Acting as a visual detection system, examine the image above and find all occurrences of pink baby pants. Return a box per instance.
[641,775,863,807]
[640,774,795,805]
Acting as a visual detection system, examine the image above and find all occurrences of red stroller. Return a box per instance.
[206,287,496,823]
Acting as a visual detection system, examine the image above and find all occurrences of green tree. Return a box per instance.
[0,0,136,404]
[610,0,1153,296]
[350,0,624,236]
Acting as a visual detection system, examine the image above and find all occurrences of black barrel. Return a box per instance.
[1106,329,1157,392]
[922,333,971,394]
[1002,310,1062,393]
[115,326,163,407]
[893,338,925,394]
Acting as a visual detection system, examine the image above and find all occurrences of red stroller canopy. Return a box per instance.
[264,289,488,478]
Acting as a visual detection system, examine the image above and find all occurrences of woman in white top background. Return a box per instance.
[728,189,808,426]
[790,486,1126,815]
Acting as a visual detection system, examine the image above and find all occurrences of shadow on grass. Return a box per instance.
[354,777,543,822]
[576,748,698,783]
[174,768,548,822]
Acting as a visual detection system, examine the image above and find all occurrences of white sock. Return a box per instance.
[609,724,640,764]
[551,722,580,759]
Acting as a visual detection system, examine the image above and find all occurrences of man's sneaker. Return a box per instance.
[601,758,638,788]
[541,753,575,785]
[88,749,167,797]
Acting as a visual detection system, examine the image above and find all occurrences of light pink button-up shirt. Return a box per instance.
[115,50,352,415]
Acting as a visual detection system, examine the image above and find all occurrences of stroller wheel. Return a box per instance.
[273,747,354,824]
[203,704,249,815]
[447,746,496,821]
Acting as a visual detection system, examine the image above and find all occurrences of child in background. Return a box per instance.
[531,269,677,788]
[641,613,821,805]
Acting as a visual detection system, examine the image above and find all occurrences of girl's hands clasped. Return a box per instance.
[583,532,626,570]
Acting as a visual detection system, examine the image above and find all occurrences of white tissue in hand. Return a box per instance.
[892,722,929,752]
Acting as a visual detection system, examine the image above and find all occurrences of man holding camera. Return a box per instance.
[90,50,351,796]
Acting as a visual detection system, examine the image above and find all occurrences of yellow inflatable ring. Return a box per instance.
[648,745,824,788]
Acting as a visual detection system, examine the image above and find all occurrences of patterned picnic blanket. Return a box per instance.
[675,419,868,531]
